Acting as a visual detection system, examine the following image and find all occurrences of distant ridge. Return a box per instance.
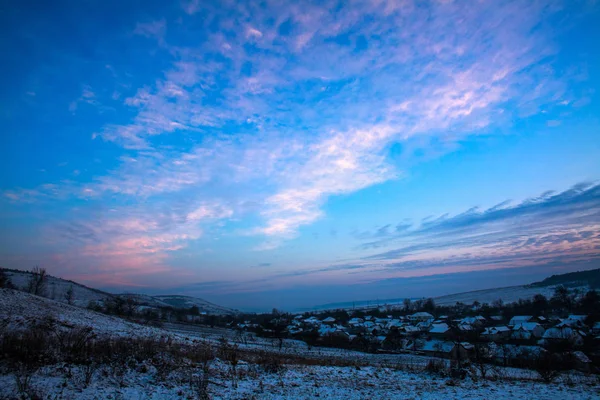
[528,268,600,289]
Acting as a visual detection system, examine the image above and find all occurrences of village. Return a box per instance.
[232,287,600,375]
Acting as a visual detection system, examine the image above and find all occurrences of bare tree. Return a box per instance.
[403,298,412,312]
[471,342,493,380]
[64,285,75,305]
[27,266,47,296]
[0,269,11,288]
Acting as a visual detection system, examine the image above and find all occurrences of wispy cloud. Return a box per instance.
[1,0,594,293]
[350,183,600,274]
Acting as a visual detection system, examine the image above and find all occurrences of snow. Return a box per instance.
[1,361,599,400]
[153,294,237,315]
[429,323,450,334]
[1,269,237,315]
[434,285,578,307]
[3,269,111,307]
[2,288,600,399]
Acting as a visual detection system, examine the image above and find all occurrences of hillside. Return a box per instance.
[432,284,562,307]
[1,268,113,307]
[529,268,600,289]
[1,267,237,315]
[432,268,600,306]
[0,288,160,337]
[153,294,237,315]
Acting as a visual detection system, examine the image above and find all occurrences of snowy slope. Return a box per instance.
[1,268,236,314]
[0,288,160,337]
[432,284,586,306]
[2,268,113,307]
[153,294,238,315]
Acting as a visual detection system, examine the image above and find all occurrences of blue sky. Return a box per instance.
[1,0,600,311]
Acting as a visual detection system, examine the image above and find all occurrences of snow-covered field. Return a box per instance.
[1,360,599,399]
[2,288,600,399]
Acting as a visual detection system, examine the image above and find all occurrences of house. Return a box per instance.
[386,319,402,329]
[417,321,432,331]
[482,326,511,341]
[288,326,303,335]
[429,323,450,337]
[541,326,584,347]
[460,316,486,327]
[558,316,587,329]
[322,317,336,324]
[511,323,545,340]
[364,321,375,329]
[490,316,504,322]
[408,312,434,322]
[420,340,470,360]
[348,317,364,326]
[318,325,336,336]
[401,326,421,335]
[509,316,534,326]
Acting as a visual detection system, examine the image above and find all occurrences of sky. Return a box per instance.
[1,0,600,311]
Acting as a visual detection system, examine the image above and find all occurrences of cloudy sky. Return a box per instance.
[1,0,599,311]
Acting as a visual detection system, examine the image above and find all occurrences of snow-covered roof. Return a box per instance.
[558,318,584,327]
[509,316,533,325]
[568,315,588,321]
[410,312,434,318]
[513,322,542,332]
[322,317,336,323]
[403,326,420,333]
[483,326,510,335]
[543,326,579,339]
[573,351,591,363]
[318,325,336,335]
[429,323,449,334]
[387,319,402,328]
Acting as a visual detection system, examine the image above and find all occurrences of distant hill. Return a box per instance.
[1,267,114,307]
[0,287,163,338]
[433,284,560,307]
[153,295,237,315]
[0,267,237,315]
[433,269,600,307]
[528,268,600,289]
